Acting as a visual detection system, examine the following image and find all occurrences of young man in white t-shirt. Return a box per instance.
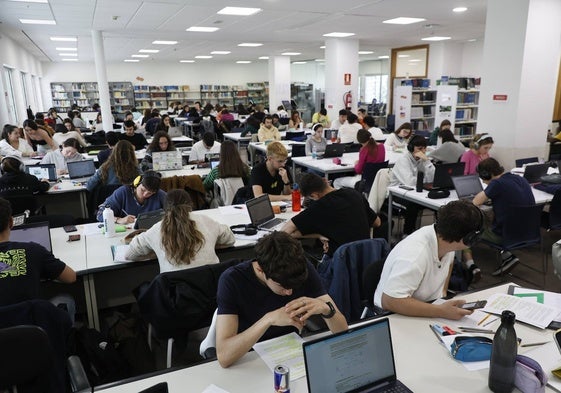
[374,200,483,320]
[189,131,221,163]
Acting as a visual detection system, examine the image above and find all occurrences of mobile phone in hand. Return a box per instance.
[461,300,487,310]
[63,225,77,233]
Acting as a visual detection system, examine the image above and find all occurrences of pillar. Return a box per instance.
[268,56,291,112]
[91,30,113,132]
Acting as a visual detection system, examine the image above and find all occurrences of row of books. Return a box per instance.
[411,106,434,118]
[455,125,476,136]
[456,108,475,121]
[457,92,478,104]
[400,78,431,89]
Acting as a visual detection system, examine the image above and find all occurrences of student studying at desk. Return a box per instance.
[250,141,292,202]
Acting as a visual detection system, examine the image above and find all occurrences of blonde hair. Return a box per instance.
[266,141,288,159]
[160,189,204,266]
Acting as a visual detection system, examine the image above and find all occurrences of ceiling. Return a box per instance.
[0,0,488,64]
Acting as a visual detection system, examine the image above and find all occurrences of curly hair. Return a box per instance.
[99,140,139,184]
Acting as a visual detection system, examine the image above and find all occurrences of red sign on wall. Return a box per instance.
[344,73,351,85]
[493,94,508,101]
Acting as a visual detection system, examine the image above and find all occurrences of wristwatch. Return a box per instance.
[321,301,336,319]
[283,181,291,186]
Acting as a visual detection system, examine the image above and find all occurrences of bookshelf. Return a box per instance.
[393,84,436,132]
[133,85,167,111]
[50,81,133,114]
[455,89,479,139]
[109,82,134,114]
[247,82,268,106]
[164,85,199,106]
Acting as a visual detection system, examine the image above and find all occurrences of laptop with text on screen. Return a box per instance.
[423,162,465,190]
[303,318,413,393]
[451,175,484,200]
[152,151,183,171]
[245,194,286,231]
[67,159,96,180]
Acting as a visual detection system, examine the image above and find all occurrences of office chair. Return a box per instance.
[290,144,306,157]
[356,161,389,196]
[26,214,75,228]
[87,183,121,221]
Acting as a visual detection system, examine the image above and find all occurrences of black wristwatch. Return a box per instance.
[321,301,336,319]
[283,181,291,186]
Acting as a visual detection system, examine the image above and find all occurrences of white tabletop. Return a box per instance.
[250,140,305,155]
[159,165,210,178]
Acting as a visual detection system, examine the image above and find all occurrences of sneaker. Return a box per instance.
[469,264,482,283]
[500,250,513,261]
[492,255,520,276]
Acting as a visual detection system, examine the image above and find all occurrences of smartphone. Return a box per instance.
[398,185,414,191]
[554,328,561,354]
[461,300,487,310]
[67,234,81,242]
[63,225,77,233]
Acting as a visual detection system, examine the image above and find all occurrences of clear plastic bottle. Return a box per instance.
[292,184,301,212]
[102,206,116,238]
[312,146,317,160]
[488,310,517,393]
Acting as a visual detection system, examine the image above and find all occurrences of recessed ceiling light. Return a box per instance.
[238,43,263,47]
[19,19,56,25]
[409,59,422,62]
[236,61,252,64]
[258,56,269,60]
[180,60,195,63]
[61,58,78,61]
[124,59,139,62]
[50,36,77,42]
[323,32,355,38]
[186,26,219,32]
[468,38,477,42]
[195,55,213,59]
[9,0,48,3]
[152,40,177,45]
[292,61,307,64]
[378,55,389,59]
[217,7,261,16]
[383,17,426,25]
[320,46,325,49]
[315,59,325,62]
[453,7,468,13]
[358,51,374,55]
[132,54,149,58]
[398,54,410,58]
[56,47,77,51]
[421,36,451,41]
[139,49,159,53]
[59,53,77,57]
[210,51,231,55]
[282,52,301,56]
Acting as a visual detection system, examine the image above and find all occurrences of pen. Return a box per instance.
[234,206,243,209]
[122,209,129,216]
[429,324,445,344]
[477,314,491,326]
[520,341,550,347]
[459,327,495,334]
[483,317,499,327]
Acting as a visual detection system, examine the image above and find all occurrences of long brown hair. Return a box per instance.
[160,189,204,265]
[357,128,378,157]
[100,140,139,184]
[218,140,248,178]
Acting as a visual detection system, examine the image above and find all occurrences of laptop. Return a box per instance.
[134,209,164,230]
[423,162,466,190]
[9,221,52,252]
[451,175,484,200]
[210,159,220,170]
[67,159,96,180]
[523,163,549,185]
[245,194,286,231]
[303,318,413,393]
[197,153,221,169]
[26,163,57,182]
[152,151,183,171]
[321,143,345,158]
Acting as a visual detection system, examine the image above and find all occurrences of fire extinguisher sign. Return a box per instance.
[344,73,351,85]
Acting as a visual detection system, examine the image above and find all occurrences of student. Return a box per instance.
[97,131,119,166]
[203,140,250,190]
[257,115,281,142]
[384,122,412,150]
[96,170,166,223]
[189,132,221,163]
[45,108,63,127]
[126,189,235,272]
[305,123,327,156]
[282,172,382,256]
[23,119,57,154]
[40,138,84,175]
[144,109,161,136]
[119,120,148,150]
[428,119,452,146]
[330,109,348,130]
[288,111,303,130]
[374,200,481,319]
[461,133,494,175]
[0,124,36,157]
[473,157,535,275]
[276,105,289,118]
[311,108,330,128]
[363,115,385,141]
[427,129,465,164]
[140,131,176,172]
[155,114,171,133]
[0,155,50,198]
[240,115,261,137]
[357,108,367,128]
[333,128,386,189]
[71,110,87,129]
[86,140,140,192]
[250,141,292,202]
[216,231,347,368]
[271,114,287,132]
[337,112,362,144]
[53,119,87,148]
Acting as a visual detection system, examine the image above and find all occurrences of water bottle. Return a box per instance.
[312,146,317,160]
[488,310,517,393]
[299,121,304,130]
[102,206,116,238]
[292,184,301,212]
[416,171,424,192]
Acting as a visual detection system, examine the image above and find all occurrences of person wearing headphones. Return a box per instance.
[473,157,535,275]
[460,133,494,175]
[0,155,50,198]
[305,123,327,156]
[126,189,234,272]
[96,170,166,224]
[374,200,483,319]
[257,115,281,142]
[390,135,435,235]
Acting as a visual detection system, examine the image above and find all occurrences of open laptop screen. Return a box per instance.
[246,194,274,226]
[67,160,96,179]
[451,175,484,199]
[26,164,57,181]
[9,221,52,252]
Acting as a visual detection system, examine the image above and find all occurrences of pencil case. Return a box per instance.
[450,336,493,362]
[514,354,547,393]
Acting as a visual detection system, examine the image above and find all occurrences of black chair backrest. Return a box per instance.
[548,189,561,230]
[515,157,539,167]
[291,144,306,157]
[279,117,290,125]
[501,204,543,249]
[361,161,389,195]
[87,183,121,220]
[550,144,561,161]
[361,260,385,309]
[344,143,361,153]
[84,144,109,154]
[2,195,38,216]
[26,214,75,228]
[285,131,305,141]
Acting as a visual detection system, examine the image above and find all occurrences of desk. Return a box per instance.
[95,283,557,393]
[41,180,89,218]
[224,131,291,151]
[159,165,210,178]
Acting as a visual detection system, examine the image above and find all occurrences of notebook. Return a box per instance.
[152,151,183,171]
[134,209,164,230]
[321,143,345,158]
[26,163,57,182]
[451,175,484,200]
[523,163,549,185]
[423,162,466,190]
[303,318,413,393]
[67,159,96,180]
[9,221,52,252]
[245,194,286,231]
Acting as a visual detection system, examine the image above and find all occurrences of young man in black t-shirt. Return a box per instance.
[250,141,292,202]
[119,120,148,150]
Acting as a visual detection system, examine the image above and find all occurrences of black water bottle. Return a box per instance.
[416,171,424,192]
[488,310,517,393]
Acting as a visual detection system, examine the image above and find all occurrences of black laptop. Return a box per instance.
[321,143,345,158]
[523,163,549,185]
[451,175,484,200]
[303,318,413,393]
[423,162,466,190]
[9,221,52,252]
[134,209,164,230]
[245,194,286,231]
[67,159,96,180]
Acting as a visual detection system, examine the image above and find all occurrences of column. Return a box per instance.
[0,72,10,124]
[324,38,359,121]
[91,30,113,132]
[268,56,291,112]
[477,0,561,166]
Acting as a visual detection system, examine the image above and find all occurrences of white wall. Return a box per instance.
[461,40,484,77]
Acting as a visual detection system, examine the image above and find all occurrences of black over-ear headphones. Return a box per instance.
[1,156,25,173]
[230,224,258,236]
[407,135,424,152]
[462,207,485,247]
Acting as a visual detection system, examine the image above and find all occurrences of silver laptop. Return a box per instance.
[451,175,484,200]
[152,151,183,171]
[245,194,286,231]
[26,163,57,182]
[67,159,96,180]
[9,221,52,252]
[303,318,413,393]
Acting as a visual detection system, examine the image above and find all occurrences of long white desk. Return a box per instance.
[224,131,291,150]
[95,283,558,393]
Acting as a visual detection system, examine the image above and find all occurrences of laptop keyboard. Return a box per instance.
[260,217,285,229]
[383,384,410,393]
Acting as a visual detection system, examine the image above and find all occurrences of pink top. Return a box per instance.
[355,143,386,174]
[461,149,490,175]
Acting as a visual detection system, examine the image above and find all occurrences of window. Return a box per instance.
[362,75,389,106]
[20,72,30,108]
[2,67,18,124]
[32,75,43,112]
